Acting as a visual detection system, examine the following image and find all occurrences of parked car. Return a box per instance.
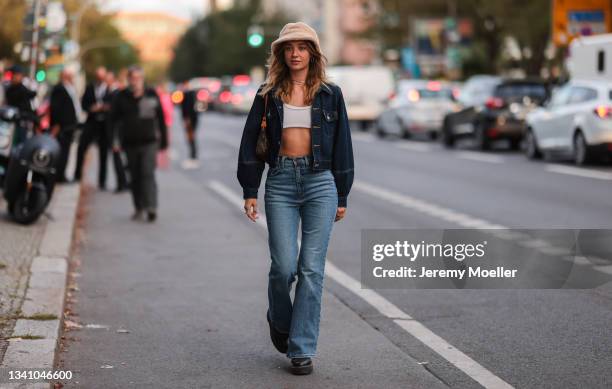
[376,80,458,139]
[442,77,549,150]
[225,83,258,115]
[525,79,612,165]
[215,75,251,114]
[187,77,222,112]
[326,66,395,130]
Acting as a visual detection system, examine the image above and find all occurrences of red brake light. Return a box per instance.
[219,91,232,103]
[594,106,612,118]
[233,75,250,86]
[485,97,504,109]
[197,89,209,101]
[427,81,441,91]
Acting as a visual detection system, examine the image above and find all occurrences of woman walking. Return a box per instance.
[237,22,354,375]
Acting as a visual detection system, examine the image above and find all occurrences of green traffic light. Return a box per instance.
[35,69,46,82]
[248,34,263,47]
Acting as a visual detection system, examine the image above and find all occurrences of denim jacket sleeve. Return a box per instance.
[237,87,266,199]
[332,86,355,208]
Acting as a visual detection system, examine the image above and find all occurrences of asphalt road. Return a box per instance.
[61,110,612,388]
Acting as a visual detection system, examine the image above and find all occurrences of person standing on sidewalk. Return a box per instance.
[180,83,200,169]
[105,70,129,193]
[237,22,354,375]
[74,66,110,189]
[111,66,168,222]
[50,68,82,183]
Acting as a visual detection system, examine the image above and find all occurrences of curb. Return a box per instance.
[0,183,82,389]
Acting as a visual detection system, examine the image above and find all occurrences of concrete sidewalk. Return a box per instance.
[59,166,446,388]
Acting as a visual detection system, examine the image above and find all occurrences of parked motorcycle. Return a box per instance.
[0,106,60,224]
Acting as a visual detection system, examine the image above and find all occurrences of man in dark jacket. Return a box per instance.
[74,66,110,189]
[50,68,81,183]
[180,84,200,168]
[105,71,129,193]
[111,66,167,222]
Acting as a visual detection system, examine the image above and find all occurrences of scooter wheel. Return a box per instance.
[10,188,48,225]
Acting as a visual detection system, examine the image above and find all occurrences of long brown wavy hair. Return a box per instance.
[259,40,330,105]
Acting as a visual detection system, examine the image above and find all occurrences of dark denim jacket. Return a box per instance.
[237,82,354,207]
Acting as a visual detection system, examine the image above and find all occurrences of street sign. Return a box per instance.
[553,0,612,46]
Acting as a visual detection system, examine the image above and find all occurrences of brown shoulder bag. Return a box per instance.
[255,93,269,162]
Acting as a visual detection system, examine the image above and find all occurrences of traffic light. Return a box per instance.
[35,69,46,82]
[247,26,264,47]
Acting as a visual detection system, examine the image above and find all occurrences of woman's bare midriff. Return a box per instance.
[279,127,312,157]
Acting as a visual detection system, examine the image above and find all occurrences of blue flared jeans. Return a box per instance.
[264,155,338,358]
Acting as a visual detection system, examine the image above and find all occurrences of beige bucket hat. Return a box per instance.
[271,22,322,53]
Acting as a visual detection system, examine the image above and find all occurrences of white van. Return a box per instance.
[567,33,612,80]
[326,66,395,128]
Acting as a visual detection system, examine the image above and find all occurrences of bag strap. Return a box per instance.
[261,93,268,129]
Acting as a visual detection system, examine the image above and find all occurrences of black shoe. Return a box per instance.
[147,210,157,223]
[290,357,313,375]
[266,310,288,354]
[131,210,144,221]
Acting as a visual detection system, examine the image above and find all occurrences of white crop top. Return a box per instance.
[283,103,311,129]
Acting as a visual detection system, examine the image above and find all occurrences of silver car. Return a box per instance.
[526,79,612,165]
[376,80,459,139]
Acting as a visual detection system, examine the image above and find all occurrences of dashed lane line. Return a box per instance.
[545,164,612,181]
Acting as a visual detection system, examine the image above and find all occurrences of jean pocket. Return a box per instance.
[267,166,283,177]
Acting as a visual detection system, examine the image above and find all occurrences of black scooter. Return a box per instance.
[0,106,60,224]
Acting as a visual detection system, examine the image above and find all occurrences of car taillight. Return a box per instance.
[197,89,209,101]
[427,81,441,91]
[233,75,250,86]
[485,97,504,109]
[594,106,612,118]
[232,94,243,105]
[219,91,232,103]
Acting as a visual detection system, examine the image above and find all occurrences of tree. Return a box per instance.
[0,0,29,62]
[169,1,289,81]
[377,0,554,77]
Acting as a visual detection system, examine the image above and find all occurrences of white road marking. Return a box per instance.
[545,164,612,181]
[455,151,504,164]
[208,180,514,389]
[354,180,506,230]
[396,142,432,152]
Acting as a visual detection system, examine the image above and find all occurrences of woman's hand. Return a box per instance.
[335,207,346,222]
[244,199,259,222]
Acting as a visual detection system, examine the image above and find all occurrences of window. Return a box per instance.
[549,85,571,107]
[568,87,598,104]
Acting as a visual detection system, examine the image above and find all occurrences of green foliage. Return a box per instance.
[69,3,139,81]
[0,0,28,62]
[169,2,289,81]
[378,0,553,78]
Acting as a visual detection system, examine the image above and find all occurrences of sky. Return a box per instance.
[102,0,208,21]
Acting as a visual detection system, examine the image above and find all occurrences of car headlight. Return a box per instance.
[32,148,51,168]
